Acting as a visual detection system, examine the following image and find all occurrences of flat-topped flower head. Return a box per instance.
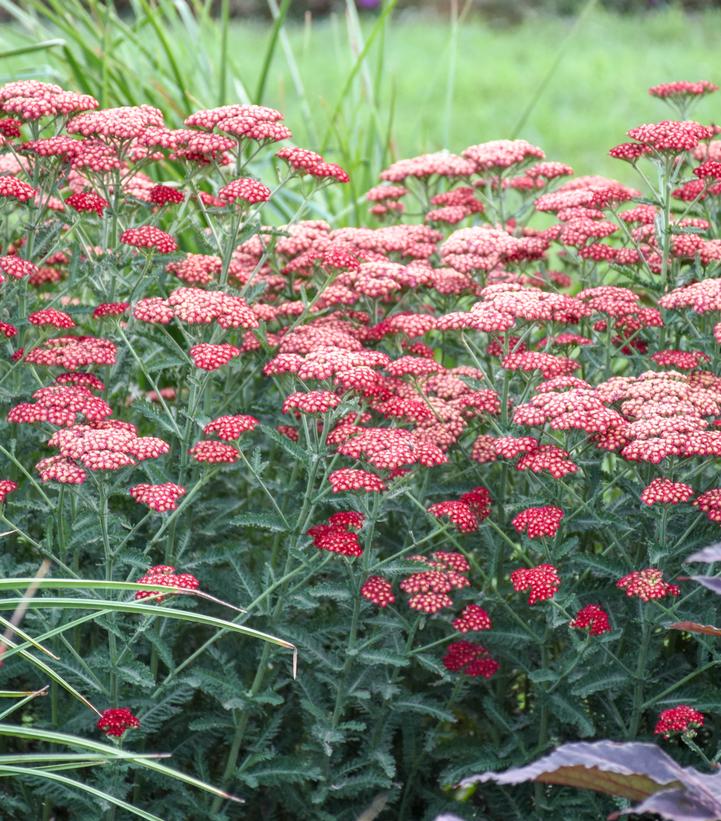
[452,604,492,633]
[512,506,564,539]
[218,177,272,204]
[135,564,199,600]
[360,576,394,607]
[462,139,544,172]
[0,480,17,504]
[129,483,186,512]
[66,191,109,216]
[203,414,258,440]
[641,478,693,506]
[329,468,385,493]
[627,120,714,153]
[510,563,560,604]
[570,604,611,636]
[97,707,140,738]
[654,705,705,739]
[121,225,177,254]
[616,568,680,601]
[442,641,499,678]
[189,440,239,464]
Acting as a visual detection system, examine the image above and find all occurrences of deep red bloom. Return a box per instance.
[442,641,499,678]
[360,576,395,607]
[510,564,560,604]
[148,184,184,206]
[93,302,129,319]
[66,191,109,216]
[654,705,705,739]
[570,604,611,636]
[97,707,140,737]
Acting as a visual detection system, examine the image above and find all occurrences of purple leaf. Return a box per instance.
[689,577,721,597]
[460,741,721,821]
[686,543,721,563]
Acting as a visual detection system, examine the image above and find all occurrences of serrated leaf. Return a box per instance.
[227,512,287,532]
[461,740,721,821]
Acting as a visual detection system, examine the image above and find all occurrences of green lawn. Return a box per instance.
[1,5,720,188]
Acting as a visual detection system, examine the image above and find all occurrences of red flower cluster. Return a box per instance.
[360,575,395,607]
[427,487,491,533]
[512,505,564,539]
[96,707,140,738]
[135,564,199,600]
[307,512,364,557]
[616,568,680,602]
[654,705,705,738]
[442,641,499,678]
[569,604,611,636]
[510,564,561,604]
[129,482,186,512]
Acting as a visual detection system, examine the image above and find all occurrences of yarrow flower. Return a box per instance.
[189,343,240,371]
[129,483,186,512]
[641,478,693,506]
[218,177,272,204]
[570,604,611,636]
[121,225,177,254]
[189,440,239,464]
[427,487,491,533]
[510,564,560,604]
[512,506,564,539]
[307,512,364,557]
[329,468,385,493]
[66,191,109,216]
[0,480,17,503]
[360,575,395,607]
[452,604,492,633]
[654,705,705,739]
[135,564,199,600]
[96,707,140,738]
[616,568,680,601]
[442,641,499,678]
[202,414,257,440]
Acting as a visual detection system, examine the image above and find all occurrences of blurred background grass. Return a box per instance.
[0,1,718,215]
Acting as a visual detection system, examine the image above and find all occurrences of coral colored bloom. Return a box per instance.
[442,641,499,678]
[570,604,611,636]
[512,506,564,539]
[452,604,492,633]
[129,483,186,512]
[654,705,705,739]
[360,576,395,607]
[28,308,75,329]
[616,568,680,601]
[218,177,271,204]
[0,176,35,202]
[329,468,385,493]
[97,707,140,738]
[121,225,177,254]
[282,390,340,414]
[189,343,240,371]
[510,564,560,605]
[649,80,717,100]
[203,414,257,440]
[641,478,693,506]
[276,146,349,183]
[189,440,239,464]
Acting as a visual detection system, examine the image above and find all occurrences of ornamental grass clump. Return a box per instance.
[2,76,721,820]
